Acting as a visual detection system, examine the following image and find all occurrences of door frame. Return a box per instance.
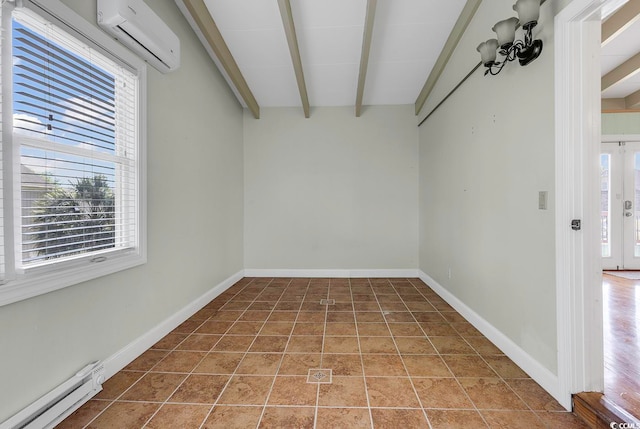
[554,0,629,409]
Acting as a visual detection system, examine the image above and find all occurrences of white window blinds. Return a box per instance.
[12,9,139,267]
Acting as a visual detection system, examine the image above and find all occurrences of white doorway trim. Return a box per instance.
[554,0,627,410]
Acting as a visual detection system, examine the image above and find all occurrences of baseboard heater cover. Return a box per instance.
[0,361,104,429]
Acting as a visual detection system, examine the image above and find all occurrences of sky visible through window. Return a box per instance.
[12,18,117,190]
[12,17,120,262]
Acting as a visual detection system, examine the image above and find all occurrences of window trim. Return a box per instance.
[0,0,147,307]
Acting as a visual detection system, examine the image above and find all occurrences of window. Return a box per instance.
[0,0,146,306]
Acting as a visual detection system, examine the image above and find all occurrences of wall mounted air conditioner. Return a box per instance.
[97,0,180,73]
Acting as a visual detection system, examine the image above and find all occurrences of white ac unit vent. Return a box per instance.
[97,0,180,73]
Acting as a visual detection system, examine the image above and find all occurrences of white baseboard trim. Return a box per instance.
[102,270,244,379]
[418,270,566,410]
[244,269,420,278]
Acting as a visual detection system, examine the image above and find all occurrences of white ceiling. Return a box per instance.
[200,0,467,109]
[601,2,640,103]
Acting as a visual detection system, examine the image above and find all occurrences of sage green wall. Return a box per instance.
[602,112,640,134]
[244,106,418,270]
[418,0,559,373]
[0,0,244,420]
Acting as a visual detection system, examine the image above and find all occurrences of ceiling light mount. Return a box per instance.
[477,0,543,76]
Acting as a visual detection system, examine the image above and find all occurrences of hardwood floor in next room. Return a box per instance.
[603,273,640,420]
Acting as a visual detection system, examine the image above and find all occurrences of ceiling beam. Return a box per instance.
[278,0,310,118]
[602,0,640,46]
[601,98,627,111]
[177,0,260,119]
[601,92,640,112]
[602,51,640,92]
[414,0,482,116]
[626,87,640,108]
[355,0,377,117]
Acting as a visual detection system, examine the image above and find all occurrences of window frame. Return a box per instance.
[0,0,147,307]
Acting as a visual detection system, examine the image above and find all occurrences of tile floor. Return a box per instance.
[58,278,588,428]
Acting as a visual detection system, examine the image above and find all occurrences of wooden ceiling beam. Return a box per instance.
[414,0,482,116]
[278,0,310,118]
[601,93,640,112]
[626,87,640,108]
[177,0,260,118]
[602,0,640,46]
[355,0,377,117]
[602,51,640,92]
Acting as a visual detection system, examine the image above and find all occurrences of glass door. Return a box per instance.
[601,141,640,270]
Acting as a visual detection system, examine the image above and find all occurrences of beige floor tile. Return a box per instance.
[259,406,315,428]
[362,354,407,376]
[413,377,474,409]
[359,336,398,354]
[357,323,391,336]
[442,354,498,378]
[370,408,429,429]
[318,376,368,407]
[402,354,452,377]
[484,355,530,379]
[507,379,566,411]
[426,410,488,429]
[459,378,529,410]
[152,350,207,373]
[169,374,229,404]
[316,407,372,429]
[365,377,420,408]
[60,278,586,429]
[480,410,546,428]
[430,336,476,354]
[324,336,360,353]
[217,375,274,405]
[145,404,210,429]
[194,352,244,374]
[85,402,159,429]
[176,334,221,351]
[267,375,318,406]
[212,335,255,352]
[278,353,322,375]
[236,353,283,375]
[321,353,364,376]
[152,332,188,350]
[249,335,289,353]
[286,335,323,353]
[120,372,186,402]
[394,337,436,354]
[203,406,263,429]
[94,371,144,400]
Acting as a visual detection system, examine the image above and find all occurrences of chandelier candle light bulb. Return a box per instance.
[478,0,543,76]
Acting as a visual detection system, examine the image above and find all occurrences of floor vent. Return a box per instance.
[319,299,335,305]
[0,362,104,429]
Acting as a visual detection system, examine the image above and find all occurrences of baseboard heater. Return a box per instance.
[0,362,105,429]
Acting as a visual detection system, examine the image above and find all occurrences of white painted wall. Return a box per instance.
[244,106,418,272]
[418,0,558,374]
[0,0,244,421]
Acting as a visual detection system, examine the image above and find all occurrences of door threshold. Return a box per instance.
[573,392,640,428]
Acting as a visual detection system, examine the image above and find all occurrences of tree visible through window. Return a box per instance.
[11,11,138,267]
[0,0,145,305]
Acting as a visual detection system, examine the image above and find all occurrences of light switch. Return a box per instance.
[539,191,548,210]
